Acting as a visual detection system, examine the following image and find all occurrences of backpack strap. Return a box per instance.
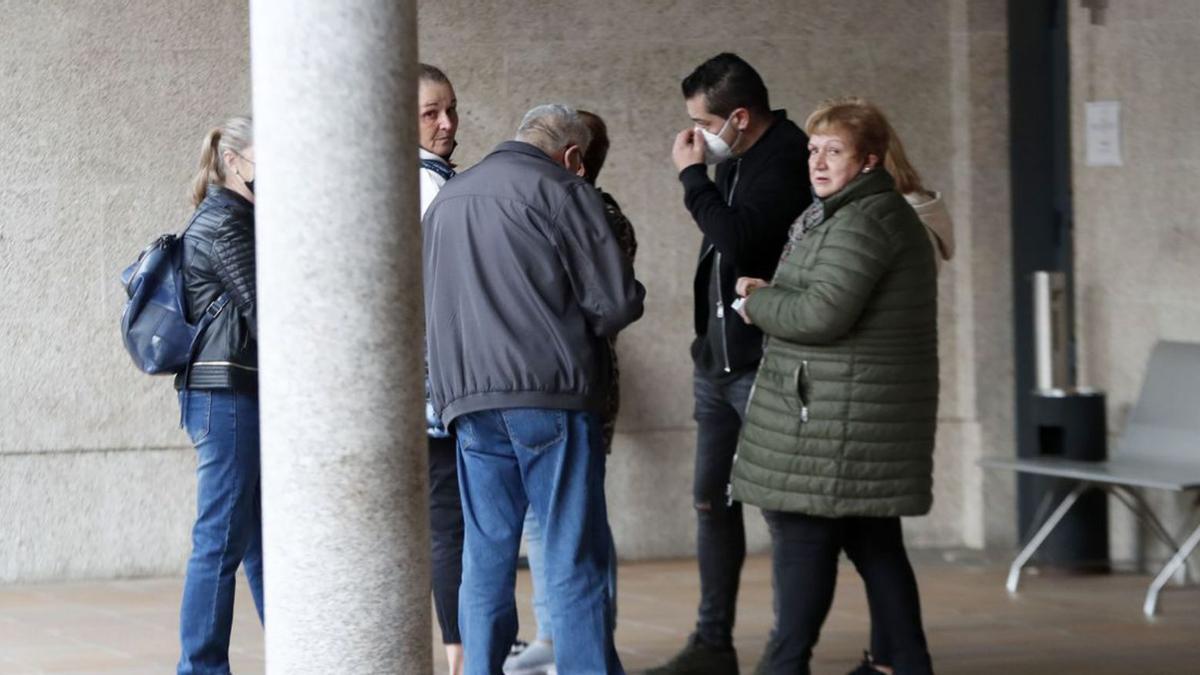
[202,294,231,322]
[178,293,232,427]
[186,293,231,362]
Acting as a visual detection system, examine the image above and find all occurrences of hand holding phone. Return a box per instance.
[735,276,769,298]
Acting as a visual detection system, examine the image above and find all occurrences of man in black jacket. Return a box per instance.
[649,53,811,675]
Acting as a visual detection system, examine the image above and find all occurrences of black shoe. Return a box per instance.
[645,635,739,675]
[846,650,882,675]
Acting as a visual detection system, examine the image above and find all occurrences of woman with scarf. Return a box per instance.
[732,99,938,675]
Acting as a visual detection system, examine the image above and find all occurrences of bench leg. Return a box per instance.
[1007,482,1089,594]
[1111,485,1192,584]
[1144,522,1200,618]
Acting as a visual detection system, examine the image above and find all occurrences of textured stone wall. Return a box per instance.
[950,0,1016,550]
[417,0,1013,555]
[0,1,252,581]
[1,0,1015,581]
[1069,2,1200,566]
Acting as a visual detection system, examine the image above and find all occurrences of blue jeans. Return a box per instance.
[524,500,619,642]
[455,408,623,675]
[177,390,264,675]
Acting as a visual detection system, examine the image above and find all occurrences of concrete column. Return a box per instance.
[251,2,430,673]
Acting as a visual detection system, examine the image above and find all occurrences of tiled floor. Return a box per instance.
[1,552,1198,674]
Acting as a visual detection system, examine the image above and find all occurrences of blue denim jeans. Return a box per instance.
[177,390,264,675]
[524,500,618,643]
[455,408,623,675]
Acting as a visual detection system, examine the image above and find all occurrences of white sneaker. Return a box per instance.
[502,639,555,675]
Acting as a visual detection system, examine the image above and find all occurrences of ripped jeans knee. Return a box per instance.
[694,492,739,517]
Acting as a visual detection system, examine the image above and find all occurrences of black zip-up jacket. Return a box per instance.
[173,185,258,392]
[680,110,811,376]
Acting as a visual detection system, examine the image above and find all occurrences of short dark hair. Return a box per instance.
[418,62,450,85]
[681,53,770,117]
[577,110,609,185]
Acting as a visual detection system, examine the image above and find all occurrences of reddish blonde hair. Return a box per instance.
[806,97,927,195]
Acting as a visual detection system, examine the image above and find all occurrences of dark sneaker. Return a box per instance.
[645,636,739,675]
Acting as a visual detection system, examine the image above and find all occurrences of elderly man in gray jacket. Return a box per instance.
[424,104,645,675]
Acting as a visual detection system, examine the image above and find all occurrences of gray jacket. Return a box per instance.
[423,141,646,425]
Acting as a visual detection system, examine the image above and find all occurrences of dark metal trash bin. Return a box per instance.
[1020,390,1110,570]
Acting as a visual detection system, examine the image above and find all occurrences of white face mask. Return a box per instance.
[696,115,740,165]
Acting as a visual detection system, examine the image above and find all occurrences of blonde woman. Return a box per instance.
[885,127,954,273]
[176,116,262,675]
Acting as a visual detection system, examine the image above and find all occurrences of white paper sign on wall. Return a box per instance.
[1085,100,1122,167]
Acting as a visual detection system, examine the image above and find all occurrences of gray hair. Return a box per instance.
[515,104,591,156]
[419,62,450,85]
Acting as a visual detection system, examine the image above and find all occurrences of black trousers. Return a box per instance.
[691,369,756,648]
[760,511,933,675]
[429,433,464,645]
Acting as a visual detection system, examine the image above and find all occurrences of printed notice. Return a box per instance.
[1085,100,1122,167]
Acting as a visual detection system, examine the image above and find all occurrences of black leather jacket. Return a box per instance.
[173,186,258,392]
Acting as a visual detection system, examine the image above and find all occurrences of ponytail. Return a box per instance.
[189,116,254,207]
[191,128,224,207]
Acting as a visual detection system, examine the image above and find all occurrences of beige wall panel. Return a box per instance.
[1,0,1022,579]
[1069,2,1200,564]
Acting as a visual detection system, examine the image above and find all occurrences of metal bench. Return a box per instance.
[983,340,1200,617]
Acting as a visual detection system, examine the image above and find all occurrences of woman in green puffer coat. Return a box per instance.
[732,99,938,675]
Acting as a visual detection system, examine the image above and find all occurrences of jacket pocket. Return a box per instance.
[792,360,811,424]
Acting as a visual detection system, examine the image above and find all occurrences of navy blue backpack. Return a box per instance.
[120,233,228,375]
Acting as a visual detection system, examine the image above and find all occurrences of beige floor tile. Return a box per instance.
[2,554,1199,674]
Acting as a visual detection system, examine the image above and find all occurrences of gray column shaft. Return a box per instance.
[251,1,430,673]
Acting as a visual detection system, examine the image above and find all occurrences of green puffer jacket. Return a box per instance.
[731,169,938,517]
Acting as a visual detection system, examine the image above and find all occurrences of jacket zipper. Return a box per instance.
[716,159,742,375]
[716,252,731,373]
[721,160,744,506]
[192,361,259,372]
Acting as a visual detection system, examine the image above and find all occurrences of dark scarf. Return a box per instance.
[420,157,456,181]
[780,191,824,263]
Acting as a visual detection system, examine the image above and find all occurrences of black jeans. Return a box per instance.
[429,433,464,645]
[760,511,933,675]
[692,368,756,649]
